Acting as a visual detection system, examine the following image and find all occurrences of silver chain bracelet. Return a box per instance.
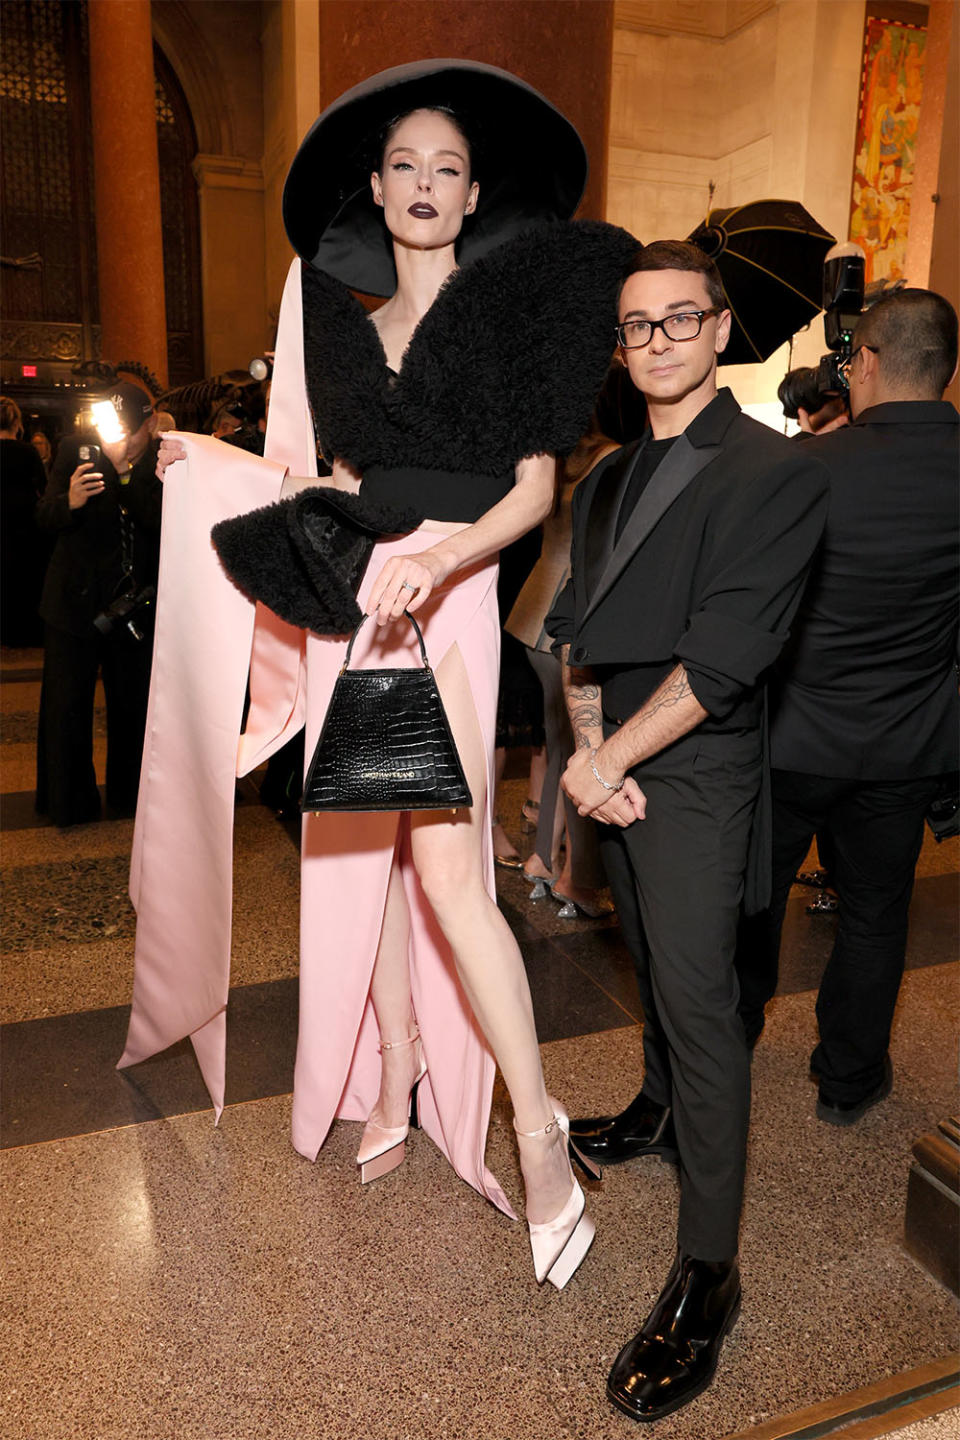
[589,747,624,793]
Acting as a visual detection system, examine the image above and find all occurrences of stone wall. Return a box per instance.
[608,0,866,413]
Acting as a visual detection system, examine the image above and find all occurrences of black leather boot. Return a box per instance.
[567,1091,677,1164]
[606,1251,741,1422]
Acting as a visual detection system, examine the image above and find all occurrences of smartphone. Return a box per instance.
[78,443,102,470]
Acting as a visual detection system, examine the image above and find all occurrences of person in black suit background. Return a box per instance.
[736,289,959,1123]
[546,241,828,1422]
[1,395,49,646]
[36,381,161,826]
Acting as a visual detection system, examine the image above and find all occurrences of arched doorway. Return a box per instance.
[154,44,204,386]
[0,2,205,388]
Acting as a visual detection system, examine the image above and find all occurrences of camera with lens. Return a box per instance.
[778,365,839,421]
[92,584,156,642]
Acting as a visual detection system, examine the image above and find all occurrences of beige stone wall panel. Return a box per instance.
[615,0,774,40]
[610,9,778,158]
[609,0,867,408]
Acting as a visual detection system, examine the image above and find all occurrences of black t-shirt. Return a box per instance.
[614,434,678,542]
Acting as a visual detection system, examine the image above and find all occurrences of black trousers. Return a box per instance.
[735,769,941,1103]
[599,727,762,1262]
[36,622,153,826]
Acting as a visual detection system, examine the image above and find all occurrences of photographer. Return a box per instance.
[737,289,959,1123]
[36,381,162,826]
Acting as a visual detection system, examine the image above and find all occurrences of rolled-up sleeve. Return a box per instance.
[674,455,829,718]
[546,472,590,654]
[545,574,575,652]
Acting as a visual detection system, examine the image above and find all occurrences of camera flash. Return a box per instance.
[91,400,125,443]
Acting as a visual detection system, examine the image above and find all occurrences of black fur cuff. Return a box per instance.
[211,486,423,635]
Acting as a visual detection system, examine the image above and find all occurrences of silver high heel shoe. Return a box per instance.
[552,888,616,920]
[356,1029,427,1184]
[514,1099,602,1289]
[522,867,556,901]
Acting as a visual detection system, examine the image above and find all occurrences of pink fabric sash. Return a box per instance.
[121,258,313,1111]
[121,437,289,1110]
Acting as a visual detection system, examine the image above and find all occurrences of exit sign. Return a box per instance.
[21,364,37,378]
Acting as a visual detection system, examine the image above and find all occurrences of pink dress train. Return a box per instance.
[119,258,514,1217]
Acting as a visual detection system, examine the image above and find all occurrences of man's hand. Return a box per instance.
[156,437,187,480]
[67,461,105,510]
[561,745,646,826]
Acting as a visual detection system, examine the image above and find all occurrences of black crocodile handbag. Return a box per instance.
[302,611,473,813]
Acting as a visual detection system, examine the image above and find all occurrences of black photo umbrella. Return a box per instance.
[688,200,835,365]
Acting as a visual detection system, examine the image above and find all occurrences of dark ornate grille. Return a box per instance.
[0,0,94,339]
[1,2,203,384]
[154,49,204,385]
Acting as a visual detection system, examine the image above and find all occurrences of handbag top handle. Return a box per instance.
[341,609,430,671]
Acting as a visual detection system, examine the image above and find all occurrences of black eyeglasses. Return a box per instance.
[838,344,879,381]
[615,308,722,350]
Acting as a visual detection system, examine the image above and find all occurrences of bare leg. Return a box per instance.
[366,847,423,1130]
[411,644,573,1224]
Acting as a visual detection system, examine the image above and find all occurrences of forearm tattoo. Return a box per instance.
[644,668,694,718]
[564,658,602,750]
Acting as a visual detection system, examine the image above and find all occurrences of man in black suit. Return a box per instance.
[36,381,161,826]
[546,240,828,1422]
[736,289,959,1122]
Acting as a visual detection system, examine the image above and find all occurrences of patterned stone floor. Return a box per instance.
[2,645,957,1439]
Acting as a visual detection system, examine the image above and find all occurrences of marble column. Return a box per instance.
[87,0,168,386]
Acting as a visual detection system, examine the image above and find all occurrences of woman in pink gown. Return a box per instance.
[123,60,636,1289]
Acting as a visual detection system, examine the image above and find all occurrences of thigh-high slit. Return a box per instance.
[294,527,514,1216]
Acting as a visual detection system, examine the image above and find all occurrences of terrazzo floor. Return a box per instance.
[2,645,958,1440]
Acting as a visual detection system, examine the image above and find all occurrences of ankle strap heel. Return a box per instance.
[514,1105,602,1181]
[378,1027,420,1053]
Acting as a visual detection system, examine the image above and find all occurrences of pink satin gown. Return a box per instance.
[120,260,515,1217]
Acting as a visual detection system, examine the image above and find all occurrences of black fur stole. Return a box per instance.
[301,219,639,474]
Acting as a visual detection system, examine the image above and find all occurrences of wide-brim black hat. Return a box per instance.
[283,59,587,295]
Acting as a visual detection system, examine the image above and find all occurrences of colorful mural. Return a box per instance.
[849,15,927,283]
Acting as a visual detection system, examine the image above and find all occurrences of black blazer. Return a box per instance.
[38,434,162,638]
[547,389,829,728]
[770,400,960,780]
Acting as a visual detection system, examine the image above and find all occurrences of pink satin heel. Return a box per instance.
[357,1029,427,1184]
[514,1100,600,1289]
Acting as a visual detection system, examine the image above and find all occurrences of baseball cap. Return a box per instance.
[106,381,154,435]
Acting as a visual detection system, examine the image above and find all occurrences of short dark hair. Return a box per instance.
[620,240,726,312]
[854,288,958,396]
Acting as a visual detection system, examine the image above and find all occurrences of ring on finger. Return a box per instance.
[400,580,418,593]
